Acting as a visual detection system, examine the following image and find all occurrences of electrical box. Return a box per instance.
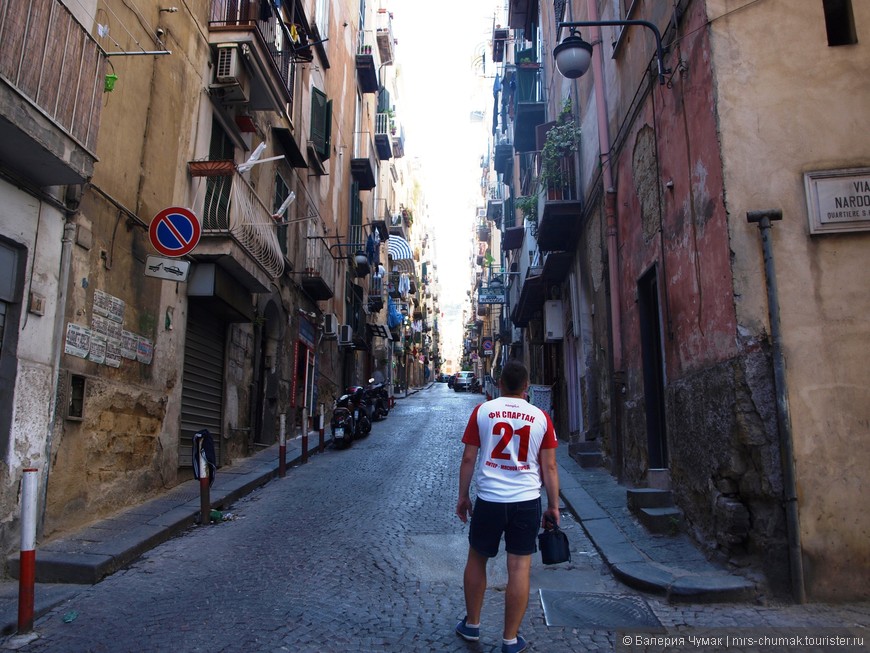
[544,300,564,341]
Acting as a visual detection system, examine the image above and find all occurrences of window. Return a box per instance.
[314,0,330,39]
[823,0,857,46]
[310,87,332,161]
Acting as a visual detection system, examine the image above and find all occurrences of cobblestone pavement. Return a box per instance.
[4,385,869,652]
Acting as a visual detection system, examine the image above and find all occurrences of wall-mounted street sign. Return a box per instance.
[145,256,190,282]
[149,206,201,257]
[804,168,870,234]
[482,337,494,356]
[478,288,507,304]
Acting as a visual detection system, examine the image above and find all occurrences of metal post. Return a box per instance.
[199,444,210,526]
[318,404,325,452]
[278,414,287,478]
[301,408,309,464]
[18,469,38,633]
[746,209,806,604]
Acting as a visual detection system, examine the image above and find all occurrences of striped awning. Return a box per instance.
[387,235,413,260]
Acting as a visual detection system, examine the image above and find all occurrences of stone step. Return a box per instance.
[627,488,673,511]
[576,451,603,468]
[637,506,684,535]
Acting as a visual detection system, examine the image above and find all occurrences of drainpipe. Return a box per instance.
[586,0,625,476]
[746,209,806,604]
[38,217,78,537]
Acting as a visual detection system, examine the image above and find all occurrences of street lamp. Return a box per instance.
[553,20,670,85]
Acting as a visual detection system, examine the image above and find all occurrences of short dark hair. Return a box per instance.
[499,360,528,395]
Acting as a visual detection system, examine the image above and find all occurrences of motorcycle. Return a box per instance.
[330,393,355,449]
[346,386,372,439]
[365,378,390,421]
[470,376,483,394]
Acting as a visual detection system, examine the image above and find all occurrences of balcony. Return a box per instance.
[350,131,378,190]
[374,112,394,160]
[195,169,285,292]
[492,27,509,63]
[367,274,386,313]
[494,141,513,175]
[388,212,408,240]
[512,64,545,152]
[208,0,298,113]
[508,0,537,33]
[355,31,381,94]
[392,124,405,159]
[538,156,582,252]
[0,0,105,185]
[300,235,336,301]
[510,266,546,327]
[376,9,395,66]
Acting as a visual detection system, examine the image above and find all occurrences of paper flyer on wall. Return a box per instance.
[88,334,107,364]
[93,289,125,323]
[64,323,91,359]
[121,330,139,360]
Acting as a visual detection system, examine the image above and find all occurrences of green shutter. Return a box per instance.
[310,87,329,160]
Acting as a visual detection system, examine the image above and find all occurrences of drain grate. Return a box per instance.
[539,589,663,629]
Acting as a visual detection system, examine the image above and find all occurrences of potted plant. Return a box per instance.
[540,98,581,198]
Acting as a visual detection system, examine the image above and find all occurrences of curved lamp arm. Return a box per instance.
[557,20,670,85]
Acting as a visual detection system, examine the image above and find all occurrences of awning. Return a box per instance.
[503,226,525,250]
[387,235,413,260]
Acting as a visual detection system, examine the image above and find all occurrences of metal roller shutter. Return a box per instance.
[179,308,225,467]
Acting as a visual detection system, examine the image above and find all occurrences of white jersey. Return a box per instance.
[462,396,558,503]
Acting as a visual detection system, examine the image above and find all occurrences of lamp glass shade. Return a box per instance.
[553,34,594,79]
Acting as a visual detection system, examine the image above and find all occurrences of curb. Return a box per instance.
[556,451,756,603]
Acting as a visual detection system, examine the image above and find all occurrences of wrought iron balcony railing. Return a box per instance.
[201,171,285,278]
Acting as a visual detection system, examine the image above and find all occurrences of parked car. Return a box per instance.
[447,374,456,389]
[454,371,475,392]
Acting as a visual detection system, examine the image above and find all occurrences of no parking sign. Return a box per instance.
[149,207,201,257]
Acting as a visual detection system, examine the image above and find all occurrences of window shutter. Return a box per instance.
[310,87,329,160]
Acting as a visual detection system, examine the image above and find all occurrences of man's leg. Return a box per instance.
[463,546,488,624]
[503,552,532,640]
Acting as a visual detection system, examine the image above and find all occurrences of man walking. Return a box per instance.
[455,360,560,653]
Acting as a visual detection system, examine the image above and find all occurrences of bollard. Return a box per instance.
[199,444,210,526]
[18,468,38,634]
[278,414,287,478]
[318,403,325,452]
[301,407,309,464]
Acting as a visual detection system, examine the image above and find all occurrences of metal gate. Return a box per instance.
[179,308,225,466]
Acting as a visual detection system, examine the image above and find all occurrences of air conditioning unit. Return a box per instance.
[544,300,564,342]
[338,324,353,346]
[216,44,242,83]
[210,44,250,104]
[322,313,338,339]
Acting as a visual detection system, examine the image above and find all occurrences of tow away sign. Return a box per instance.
[145,256,190,282]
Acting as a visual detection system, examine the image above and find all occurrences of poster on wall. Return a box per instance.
[136,337,154,364]
[121,330,139,360]
[93,289,125,323]
[64,323,91,359]
[89,334,107,364]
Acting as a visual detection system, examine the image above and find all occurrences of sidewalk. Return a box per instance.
[1,385,754,634]
[556,446,756,604]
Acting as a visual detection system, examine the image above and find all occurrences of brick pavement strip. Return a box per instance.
[1,386,868,651]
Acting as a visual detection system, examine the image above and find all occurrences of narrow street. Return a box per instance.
[8,386,869,652]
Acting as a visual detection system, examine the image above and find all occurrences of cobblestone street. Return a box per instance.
[5,386,869,652]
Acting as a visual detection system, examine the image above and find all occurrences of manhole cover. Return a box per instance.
[539,590,663,629]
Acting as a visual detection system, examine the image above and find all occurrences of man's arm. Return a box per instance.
[539,447,560,526]
[456,443,479,523]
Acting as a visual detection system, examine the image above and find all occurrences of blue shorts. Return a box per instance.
[468,497,541,557]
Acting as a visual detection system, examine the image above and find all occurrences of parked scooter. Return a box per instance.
[366,378,390,421]
[346,386,372,439]
[330,393,355,449]
[470,376,483,394]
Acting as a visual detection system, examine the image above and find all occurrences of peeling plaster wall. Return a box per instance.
[709,0,870,600]
[0,181,65,554]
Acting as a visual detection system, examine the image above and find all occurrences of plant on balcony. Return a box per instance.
[540,98,581,196]
[401,207,413,227]
[515,195,538,237]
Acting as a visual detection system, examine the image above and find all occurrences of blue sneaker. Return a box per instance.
[455,617,480,641]
[502,635,528,653]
